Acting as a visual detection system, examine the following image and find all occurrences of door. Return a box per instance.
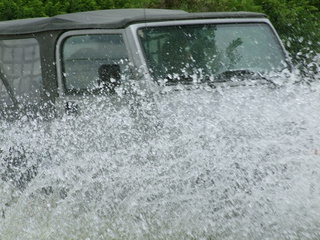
[55,30,132,116]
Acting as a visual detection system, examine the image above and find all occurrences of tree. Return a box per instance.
[0,0,19,20]
[254,0,320,71]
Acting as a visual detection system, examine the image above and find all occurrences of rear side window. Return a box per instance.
[0,38,42,106]
[61,34,129,94]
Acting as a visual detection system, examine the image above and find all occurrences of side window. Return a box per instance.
[62,34,129,94]
[0,38,42,106]
[0,78,12,106]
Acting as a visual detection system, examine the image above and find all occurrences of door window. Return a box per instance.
[61,34,129,94]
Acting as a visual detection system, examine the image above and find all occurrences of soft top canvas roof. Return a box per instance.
[0,9,266,35]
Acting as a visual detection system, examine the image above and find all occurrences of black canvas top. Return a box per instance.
[0,9,266,35]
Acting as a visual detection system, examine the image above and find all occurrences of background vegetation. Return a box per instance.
[0,0,319,70]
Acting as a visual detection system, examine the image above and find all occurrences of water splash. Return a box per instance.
[1,73,320,239]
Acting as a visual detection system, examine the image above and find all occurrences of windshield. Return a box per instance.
[138,23,288,81]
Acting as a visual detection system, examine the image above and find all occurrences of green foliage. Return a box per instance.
[254,0,320,67]
[0,0,19,20]
[182,0,262,12]
[0,0,318,68]
[43,1,66,16]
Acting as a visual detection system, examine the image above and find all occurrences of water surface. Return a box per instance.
[1,74,320,239]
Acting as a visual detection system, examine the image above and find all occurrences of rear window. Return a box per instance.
[0,38,42,106]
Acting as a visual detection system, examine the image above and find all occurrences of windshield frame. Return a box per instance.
[130,18,289,82]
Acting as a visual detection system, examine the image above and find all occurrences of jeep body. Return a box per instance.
[0,9,290,119]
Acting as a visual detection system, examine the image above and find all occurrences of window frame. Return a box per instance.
[0,37,42,107]
[56,29,131,96]
[128,18,290,81]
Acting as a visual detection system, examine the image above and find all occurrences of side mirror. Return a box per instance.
[98,64,121,92]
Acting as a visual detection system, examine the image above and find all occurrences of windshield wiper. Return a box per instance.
[161,70,278,87]
[213,69,277,87]
[215,70,260,81]
[164,75,194,86]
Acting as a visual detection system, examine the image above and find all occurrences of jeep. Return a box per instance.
[0,9,290,119]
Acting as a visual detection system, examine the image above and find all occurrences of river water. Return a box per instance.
[1,70,320,239]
